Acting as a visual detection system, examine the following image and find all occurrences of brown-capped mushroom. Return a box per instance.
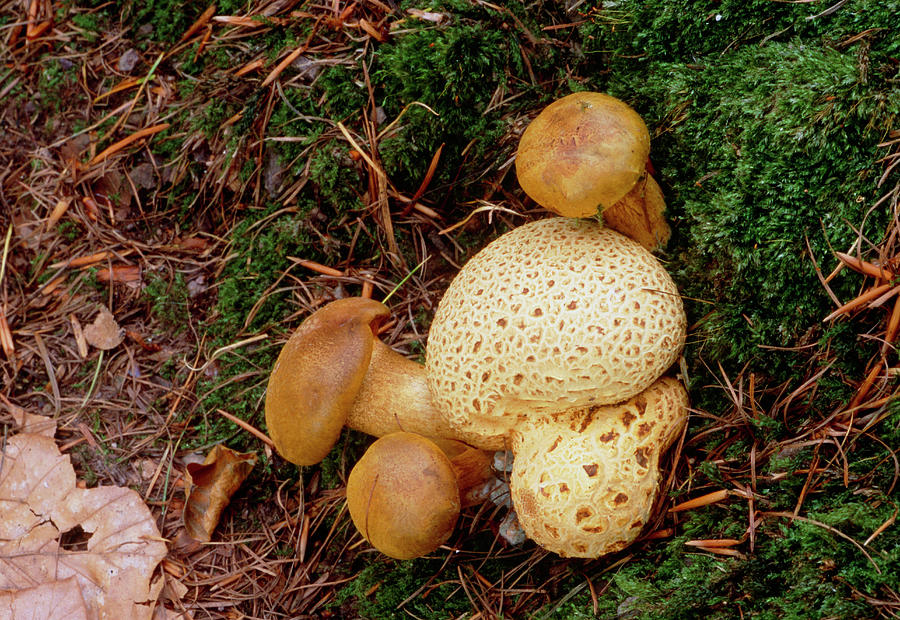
[346,432,497,560]
[516,91,671,249]
[264,297,486,466]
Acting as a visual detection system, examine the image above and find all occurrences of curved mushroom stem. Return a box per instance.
[509,377,688,558]
[347,339,505,450]
[430,438,503,507]
[601,174,671,251]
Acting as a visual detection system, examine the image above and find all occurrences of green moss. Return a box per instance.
[568,2,900,398]
[335,560,473,619]
[143,271,190,332]
[374,13,530,190]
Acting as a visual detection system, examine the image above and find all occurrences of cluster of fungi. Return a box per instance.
[265,92,689,560]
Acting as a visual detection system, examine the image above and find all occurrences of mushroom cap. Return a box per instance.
[426,218,686,445]
[346,432,461,560]
[264,297,389,466]
[510,376,688,558]
[515,92,650,218]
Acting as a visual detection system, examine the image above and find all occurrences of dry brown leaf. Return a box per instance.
[0,424,168,619]
[0,577,90,619]
[83,306,123,350]
[183,445,257,542]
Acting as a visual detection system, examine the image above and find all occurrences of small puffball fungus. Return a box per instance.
[346,432,497,560]
[510,377,688,558]
[426,217,686,446]
[265,298,484,466]
[515,92,671,249]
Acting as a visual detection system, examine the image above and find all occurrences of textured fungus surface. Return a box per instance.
[426,218,686,443]
[510,377,688,557]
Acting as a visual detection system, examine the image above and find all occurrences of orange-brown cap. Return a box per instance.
[346,432,461,559]
[516,92,650,218]
[264,298,389,466]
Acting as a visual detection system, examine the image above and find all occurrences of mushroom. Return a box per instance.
[426,217,686,442]
[515,91,670,249]
[510,377,687,557]
[425,217,687,556]
[264,297,490,467]
[346,431,498,560]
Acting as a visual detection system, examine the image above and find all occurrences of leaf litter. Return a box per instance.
[0,417,168,619]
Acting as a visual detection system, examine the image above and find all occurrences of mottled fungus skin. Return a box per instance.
[426,218,686,445]
[346,432,461,560]
[516,92,650,218]
[510,377,688,558]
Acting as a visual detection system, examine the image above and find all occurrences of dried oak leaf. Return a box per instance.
[83,306,124,350]
[183,445,257,542]
[0,428,168,619]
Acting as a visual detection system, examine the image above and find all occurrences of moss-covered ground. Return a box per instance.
[2,0,899,617]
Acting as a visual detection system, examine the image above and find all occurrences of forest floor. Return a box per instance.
[2,0,899,618]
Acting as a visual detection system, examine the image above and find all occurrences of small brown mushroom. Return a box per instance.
[515,92,671,249]
[346,432,497,560]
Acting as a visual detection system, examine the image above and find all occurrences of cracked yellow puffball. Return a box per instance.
[426,218,686,449]
[510,377,688,557]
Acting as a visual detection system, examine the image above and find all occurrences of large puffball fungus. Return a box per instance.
[426,217,686,446]
[510,377,688,558]
[516,92,649,218]
[346,432,462,560]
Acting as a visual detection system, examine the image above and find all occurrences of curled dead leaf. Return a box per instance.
[83,306,124,350]
[0,422,168,619]
[183,445,257,542]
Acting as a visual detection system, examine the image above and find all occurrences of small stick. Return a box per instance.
[288,257,344,277]
[234,58,265,77]
[179,4,216,43]
[685,538,742,548]
[88,123,170,167]
[863,508,897,546]
[822,283,893,322]
[668,489,730,512]
[835,252,896,281]
[689,546,746,559]
[849,360,884,409]
[883,295,900,350]
[216,408,275,447]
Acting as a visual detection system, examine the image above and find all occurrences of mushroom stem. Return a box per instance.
[430,438,502,508]
[601,174,671,250]
[347,340,504,450]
